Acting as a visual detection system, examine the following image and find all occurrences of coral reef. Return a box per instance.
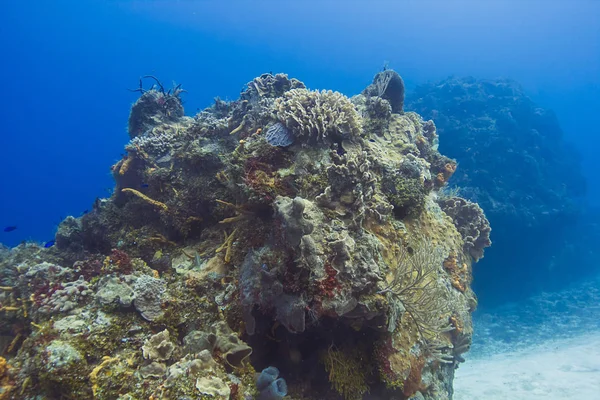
[407,77,585,302]
[362,69,405,113]
[438,197,491,262]
[274,88,362,144]
[407,76,585,228]
[0,71,486,400]
[127,76,186,138]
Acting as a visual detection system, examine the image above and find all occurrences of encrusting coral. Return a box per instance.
[0,71,487,400]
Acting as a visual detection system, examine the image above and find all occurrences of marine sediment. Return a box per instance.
[0,71,489,400]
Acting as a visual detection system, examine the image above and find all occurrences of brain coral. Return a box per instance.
[273,88,362,144]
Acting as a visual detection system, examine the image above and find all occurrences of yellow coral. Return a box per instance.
[215,199,253,223]
[0,357,13,399]
[6,334,22,354]
[118,155,133,176]
[121,188,168,211]
[229,118,246,135]
[148,234,178,247]
[0,358,7,378]
[215,228,238,263]
[89,356,119,397]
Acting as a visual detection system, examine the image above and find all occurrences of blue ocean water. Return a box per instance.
[0,2,599,398]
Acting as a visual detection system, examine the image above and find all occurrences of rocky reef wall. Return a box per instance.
[0,71,490,400]
[407,77,587,303]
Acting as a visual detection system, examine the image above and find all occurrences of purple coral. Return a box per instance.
[265,123,295,147]
[439,196,492,262]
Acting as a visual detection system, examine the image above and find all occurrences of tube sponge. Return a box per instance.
[257,367,287,399]
[259,378,288,400]
[256,366,280,391]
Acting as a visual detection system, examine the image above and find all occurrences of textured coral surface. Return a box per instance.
[0,72,489,400]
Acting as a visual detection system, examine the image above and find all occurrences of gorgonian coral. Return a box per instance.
[273,88,362,144]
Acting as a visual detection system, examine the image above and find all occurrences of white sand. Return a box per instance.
[453,333,600,399]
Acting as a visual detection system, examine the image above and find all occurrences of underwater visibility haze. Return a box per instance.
[0,1,599,399]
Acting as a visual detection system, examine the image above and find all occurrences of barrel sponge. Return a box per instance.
[274,88,362,144]
[438,196,492,262]
[362,69,405,113]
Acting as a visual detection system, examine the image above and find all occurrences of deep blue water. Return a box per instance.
[1,0,599,307]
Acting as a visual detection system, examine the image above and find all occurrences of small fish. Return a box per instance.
[81,209,89,215]
[3,226,17,232]
[140,183,149,188]
[44,240,55,248]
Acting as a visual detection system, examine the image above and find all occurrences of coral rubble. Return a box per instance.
[0,71,488,399]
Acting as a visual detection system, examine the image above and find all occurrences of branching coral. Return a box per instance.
[121,188,169,212]
[273,88,362,144]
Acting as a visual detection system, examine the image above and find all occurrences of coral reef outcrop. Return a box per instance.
[0,72,487,400]
[407,77,586,302]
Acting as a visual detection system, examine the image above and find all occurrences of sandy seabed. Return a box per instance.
[453,332,600,399]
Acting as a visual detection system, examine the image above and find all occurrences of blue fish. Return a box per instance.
[82,210,89,215]
[140,183,149,188]
[3,226,17,232]
[44,240,55,248]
